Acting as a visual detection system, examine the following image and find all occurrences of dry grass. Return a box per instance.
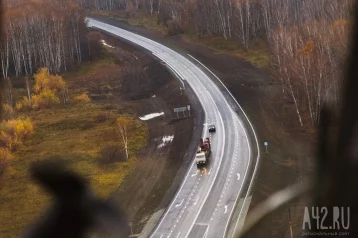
[0,103,147,236]
[63,52,117,79]
[182,35,270,68]
[0,46,147,237]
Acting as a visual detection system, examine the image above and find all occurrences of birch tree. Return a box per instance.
[2,0,85,77]
[116,117,132,161]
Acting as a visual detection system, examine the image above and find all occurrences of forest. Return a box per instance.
[79,0,352,127]
[0,0,353,127]
[1,0,84,80]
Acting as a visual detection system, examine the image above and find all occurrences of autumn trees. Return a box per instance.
[1,0,349,127]
[0,118,34,174]
[16,68,68,111]
[269,17,350,127]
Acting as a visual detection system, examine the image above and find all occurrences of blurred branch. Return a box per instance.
[237,179,313,238]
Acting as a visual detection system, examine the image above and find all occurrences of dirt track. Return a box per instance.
[89,15,314,238]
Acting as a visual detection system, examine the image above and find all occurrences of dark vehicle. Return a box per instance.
[208,124,216,133]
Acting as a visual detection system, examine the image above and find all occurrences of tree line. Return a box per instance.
[80,0,352,127]
[1,0,84,79]
[1,0,352,127]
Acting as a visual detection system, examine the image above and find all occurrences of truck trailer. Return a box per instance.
[195,138,211,169]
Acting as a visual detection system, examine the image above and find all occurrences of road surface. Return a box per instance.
[86,18,259,238]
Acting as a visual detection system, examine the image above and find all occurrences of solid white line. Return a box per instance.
[203,225,210,238]
[187,54,261,238]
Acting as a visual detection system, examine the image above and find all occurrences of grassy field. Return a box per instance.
[182,35,270,68]
[0,46,148,236]
[92,10,270,68]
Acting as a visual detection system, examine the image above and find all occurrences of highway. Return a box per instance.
[86,18,259,238]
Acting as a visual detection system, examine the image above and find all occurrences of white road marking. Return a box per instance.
[175,199,184,208]
[224,205,228,214]
[237,173,241,181]
[191,173,197,177]
[193,197,199,206]
[204,225,210,238]
[208,168,212,175]
[176,232,181,238]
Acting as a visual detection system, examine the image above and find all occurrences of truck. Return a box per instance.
[195,137,211,169]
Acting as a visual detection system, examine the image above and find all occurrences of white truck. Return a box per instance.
[195,138,211,169]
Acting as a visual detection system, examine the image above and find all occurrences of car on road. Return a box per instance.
[208,124,216,133]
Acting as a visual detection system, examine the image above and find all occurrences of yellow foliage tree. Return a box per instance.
[31,89,60,109]
[15,68,66,111]
[72,93,91,104]
[298,40,315,54]
[333,19,349,27]
[15,96,31,112]
[33,67,67,104]
[0,118,34,151]
[33,68,66,93]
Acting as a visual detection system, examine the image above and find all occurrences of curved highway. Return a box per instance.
[86,18,259,238]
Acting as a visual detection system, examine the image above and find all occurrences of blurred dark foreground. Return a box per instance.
[241,0,358,237]
[23,161,129,238]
